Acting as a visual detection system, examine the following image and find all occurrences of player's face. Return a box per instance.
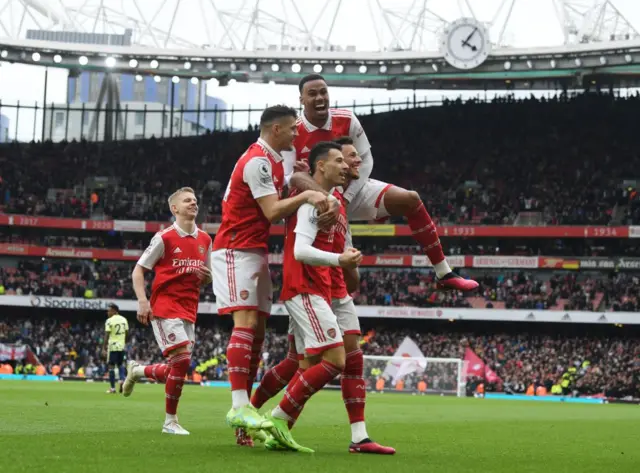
[341,144,362,180]
[321,149,349,186]
[172,192,198,219]
[300,80,329,122]
[273,115,298,151]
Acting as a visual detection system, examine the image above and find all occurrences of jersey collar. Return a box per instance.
[301,110,332,132]
[257,138,284,163]
[172,222,199,238]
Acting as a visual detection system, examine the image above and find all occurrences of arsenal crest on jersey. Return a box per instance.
[198,245,205,254]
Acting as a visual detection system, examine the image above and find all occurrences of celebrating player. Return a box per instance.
[122,187,213,436]
[102,303,128,394]
[252,138,395,454]
[211,105,330,439]
[266,141,362,452]
[286,74,478,292]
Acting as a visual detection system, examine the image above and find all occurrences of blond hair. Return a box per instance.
[167,186,196,210]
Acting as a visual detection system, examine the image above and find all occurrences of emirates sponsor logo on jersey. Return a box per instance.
[375,256,405,266]
[172,258,204,275]
[46,247,94,258]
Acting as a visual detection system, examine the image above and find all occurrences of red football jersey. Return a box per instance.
[281,191,348,303]
[213,138,285,251]
[329,190,349,299]
[293,108,354,166]
[137,224,212,323]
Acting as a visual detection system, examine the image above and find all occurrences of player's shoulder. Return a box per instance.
[330,108,355,119]
[197,228,213,245]
[155,226,176,241]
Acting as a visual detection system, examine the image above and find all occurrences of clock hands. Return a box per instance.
[461,27,478,52]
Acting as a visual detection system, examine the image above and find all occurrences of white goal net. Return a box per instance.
[363,355,466,397]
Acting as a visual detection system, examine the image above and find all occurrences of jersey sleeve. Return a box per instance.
[282,149,297,186]
[104,319,111,333]
[345,225,354,250]
[123,318,129,332]
[349,113,371,156]
[294,203,319,241]
[204,241,213,271]
[243,157,278,199]
[137,234,165,269]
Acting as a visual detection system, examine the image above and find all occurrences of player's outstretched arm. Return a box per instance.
[256,190,328,223]
[290,171,329,195]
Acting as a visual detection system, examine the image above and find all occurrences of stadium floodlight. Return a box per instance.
[79,55,88,65]
[526,60,533,69]
[313,64,323,73]
[129,59,138,68]
[153,75,161,82]
[403,64,411,73]
[549,59,556,68]
[150,59,159,69]
[379,64,387,73]
[504,61,511,70]
[575,58,582,66]
[184,61,191,70]
[105,57,116,68]
[291,63,301,73]
[190,77,199,84]
[0,50,7,58]
[135,74,143,82]
[172,76,180,84]
[271,63,280,72]
[53,54,62,63]
[32,52,41,62]
[335,64,344,73]
[599,56,607,65]
[359,65,367,74]
[249,63,257,71]
[431,64,438,72]
[625,54,633,63]
[206,62,214,69]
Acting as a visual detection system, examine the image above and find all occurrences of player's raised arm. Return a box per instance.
[132,233,164,325]
[342,113,373,203]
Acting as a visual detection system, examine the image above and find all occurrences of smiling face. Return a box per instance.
[316,148,349,187]
[340,143,362,180]
[170,191,198,220]
[300,79,330,124]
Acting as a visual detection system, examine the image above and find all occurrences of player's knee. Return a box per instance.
[405,190,422,208]
[233,310,260,331]
[323,347,346,371]
[342,334,360,354]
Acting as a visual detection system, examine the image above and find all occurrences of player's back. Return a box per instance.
[106,314,129,350]
[214,141,285,251]
[281,202,338,303]
[293,109,354,164]
[150,226,212,322]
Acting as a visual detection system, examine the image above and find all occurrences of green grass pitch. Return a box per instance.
[1,381,639,473]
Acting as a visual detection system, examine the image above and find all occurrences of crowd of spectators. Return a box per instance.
[2,93,639,225]
[3,259,640,312]
[2,316,638,398]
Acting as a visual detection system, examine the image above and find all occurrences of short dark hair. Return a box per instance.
[299,74,326,94]
[108,303,119,312]
[260,105,297,129]
[309,141,342,174]
[334,136,353,147]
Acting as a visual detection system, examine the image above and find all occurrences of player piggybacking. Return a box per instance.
[122,187,213,436]
[211,105,330,439]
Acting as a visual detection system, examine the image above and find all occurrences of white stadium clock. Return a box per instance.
[440,17,492,70]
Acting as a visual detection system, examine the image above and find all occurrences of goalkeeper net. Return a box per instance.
[363,355,466,397]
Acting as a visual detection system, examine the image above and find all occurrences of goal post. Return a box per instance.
[363,355,466,397]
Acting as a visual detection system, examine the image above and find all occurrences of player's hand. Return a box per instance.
[338,248,363,269]
[294,160,310,173]
[137,299,154,326]
[306,191,330,214]
[102,348,108,360]
[317,197,340,230]
[196,264,213,286]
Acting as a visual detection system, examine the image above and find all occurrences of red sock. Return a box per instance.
[227,327,255,391]
[251,352,298,409]
[165,353,190,416]
[341,349,366,424]
[246,338,264,398]
[278,360,341,423]
[144,364,170,382]
[406,203,445,265]
[287,367,306,429]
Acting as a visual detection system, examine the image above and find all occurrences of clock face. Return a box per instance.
[441,18,492,70]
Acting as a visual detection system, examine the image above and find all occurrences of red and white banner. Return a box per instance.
[472,255,539,269]
[0,213,632,238]
[0,343,26,361]
[463,347,501,383]
[382,336,427,384]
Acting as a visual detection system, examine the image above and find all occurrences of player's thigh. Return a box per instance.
[151,317,192,357]
[108,351,124,366]
[211,249,266,314]
[284,294,343,357]
[256,261,273,319]
[332,297,361,336]
[287,317,306,359]
[346,179,394,221]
